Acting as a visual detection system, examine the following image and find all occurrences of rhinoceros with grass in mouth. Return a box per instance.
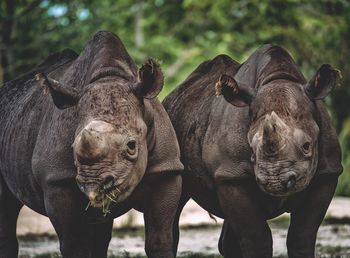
[0,31,183,258]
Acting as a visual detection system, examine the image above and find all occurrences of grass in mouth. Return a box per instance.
[85,187,122,216]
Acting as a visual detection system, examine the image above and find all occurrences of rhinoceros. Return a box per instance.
[0,31,183,258]
[163,44,342,258]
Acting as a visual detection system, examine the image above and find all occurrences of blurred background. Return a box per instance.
[1,1,350,191]
[1,0,350,257]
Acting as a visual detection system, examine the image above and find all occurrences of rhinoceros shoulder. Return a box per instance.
[144,98,184,175]
[315,100,343,175]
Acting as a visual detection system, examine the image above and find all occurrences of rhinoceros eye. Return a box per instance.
[127,140,136,151]
[301,141,313,158]
[302,142,311,152]
[126,139,138,159]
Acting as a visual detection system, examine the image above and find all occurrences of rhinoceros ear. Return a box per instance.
[35,73,80,109]
[134,59,164,99]
[305,64,341,100]
[215,74,255,107]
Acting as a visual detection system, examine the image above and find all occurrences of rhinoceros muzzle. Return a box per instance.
[76,177,123,213]
[76,173,119,200]
[255,159,300,196]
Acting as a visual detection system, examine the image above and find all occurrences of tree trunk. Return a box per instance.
[134,0,144,49]
[0,0,15,84]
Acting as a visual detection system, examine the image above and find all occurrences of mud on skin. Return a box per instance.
[163,44,342,258]
[0,31,183,258]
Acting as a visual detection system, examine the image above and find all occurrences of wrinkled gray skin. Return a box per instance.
[163,45,342,258]
[0,31,183,258]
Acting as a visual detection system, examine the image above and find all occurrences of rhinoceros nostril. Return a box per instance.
[285,175,296,190]
[103,175,115,191]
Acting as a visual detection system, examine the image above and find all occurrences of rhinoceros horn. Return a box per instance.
[262,112,286,155]
[74,129,109,161]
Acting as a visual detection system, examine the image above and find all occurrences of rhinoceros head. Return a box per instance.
[36,32,163,209]
[216,46,340,196]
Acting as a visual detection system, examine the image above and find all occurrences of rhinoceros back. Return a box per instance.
[0,49,77,111]
[163,55,245,185]
[0,49,78,212]
[164,54,239,143]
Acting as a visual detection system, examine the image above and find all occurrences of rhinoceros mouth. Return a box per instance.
[256,175,305,197]
[86,196,113,216]
[85,184,123,215]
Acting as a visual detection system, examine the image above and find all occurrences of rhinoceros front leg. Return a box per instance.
[43,182,113,258]
[287,175,337,258]
[217,181,273,258]
[0,174,23,258]
[218,220,243,258]
[172,193,190,256]
[143,174,182,258]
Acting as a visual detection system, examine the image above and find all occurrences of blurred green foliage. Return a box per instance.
[1,0,349,194]
[335,118,350,195]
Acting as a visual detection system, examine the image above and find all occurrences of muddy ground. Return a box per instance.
[16,198,350,258]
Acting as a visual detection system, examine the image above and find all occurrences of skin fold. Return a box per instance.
[0,31,183,258]
[163,45,342,258]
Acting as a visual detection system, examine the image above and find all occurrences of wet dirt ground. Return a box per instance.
[17,223,350,257]
[16,198,350,257]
